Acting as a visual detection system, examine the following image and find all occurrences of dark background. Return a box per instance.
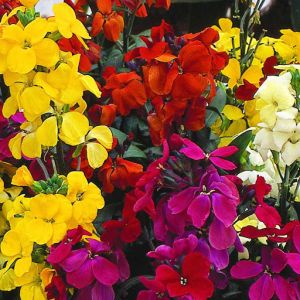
[135,0,296,38]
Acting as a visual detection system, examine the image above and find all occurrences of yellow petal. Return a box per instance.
[50,223,67,244]
[30,194,59,220]
[86,126,113,149]
[80,75,101,98]
[33,38,60,68]
[14,257,32,277]
[20,282,46,300]
[67,171,88,201]
[20,86,50,119]
[219,18,232,32]
[1,230,21,256]
[241,65,263,86]
[2,96,18,119]
[59,112,89,146]
[2,24,25,43]
[11,165,34,187]
[53,3,76,38]
[87,142,108,169]
[36,116,58,147]
[7,47,36,74]
[222,105,244,120]
[72,19,90,39]
[25,219,53,245]
[222,58,240,89]
[19,0,39,7]
[24,17,48,44]
[21,133,41,158]
[9,133,23,160]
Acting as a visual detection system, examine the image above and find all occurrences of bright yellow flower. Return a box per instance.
[244,99,260,127]
[86,126,113,169]
[280,29,300,62]
[53,3,90,41]
[11,166,34,187]
[23,194,72,245]
[0,258,17,291]
[222,58,263,89]
[1,229,33,277]
[67,171,104,225]
[1,18,59,74]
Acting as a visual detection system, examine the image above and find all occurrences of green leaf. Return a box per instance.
[229,129,253,161]
[110,127,127,144]
[124,144,147,159]
[72,143,84,158]
[205,84,226,127]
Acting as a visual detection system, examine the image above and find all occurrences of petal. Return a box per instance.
[36,116,58,147]
[212,193,236,227]
[86,126,113,149]
[92,282,115,300]
[182,252,210,278]
[92,256,120,285]
[21,133,42,158]
[80,75,101,98]
[249,274,274,300]
[210,146,238,157]
[286,253,300,274]
[230,261,264,279]
[270,248,287,274]
[87,142,108,169]
[209,156,237,170]
[293,225,300,253]
[33,38,60,68]
[60,249,89,272]
[180,138,206,160]
[187,194,211,228]
[7,47,36,74]
[67,260,94,289]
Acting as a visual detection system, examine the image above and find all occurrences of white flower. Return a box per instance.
[35,0,64,17]
[281,140,300,166]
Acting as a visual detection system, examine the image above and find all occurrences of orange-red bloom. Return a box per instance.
[91,0,124,42]
[98,157,143,193]
[104,70,147,116]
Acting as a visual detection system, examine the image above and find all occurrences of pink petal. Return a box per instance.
[256,204,281,228]
[92,256,120,285]
[180,138,206,160]
[286,253,300,274]
[212,193,237,227]
[210,146,238,157]
[187,194,211,228]
[249,274,274,300]
[209,156,237,170]
[60,249,89,272]
[273,275,296,300]
[230,261,264,279]
[292,225,300,253]
[92,282,115,300]
[209,217,236,250]
[270,248,287,273]
[67,260,94,289]
[168,187,199,214]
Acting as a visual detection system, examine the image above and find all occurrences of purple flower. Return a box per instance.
[231,247,300,300]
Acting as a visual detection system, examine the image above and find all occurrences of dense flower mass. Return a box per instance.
[0,0,300,299]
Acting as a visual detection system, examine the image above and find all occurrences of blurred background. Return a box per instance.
[135,0,298,37]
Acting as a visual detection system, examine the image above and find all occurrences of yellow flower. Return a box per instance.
[222,58,263,89]
[1,18,59,74]
[11,166,34,187]
[280,29,300,62]
[53,3,90,41]
[255,72,295,127]
[1,229,33,277]
[86,126,113,169]
[23,194,72,245]
[67,171,104,225]
[244,99,260,127]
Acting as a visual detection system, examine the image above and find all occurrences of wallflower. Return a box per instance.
[1,18,59,74]
[19,0,38,7]
[11,165,34,187]
[23,194,72,245]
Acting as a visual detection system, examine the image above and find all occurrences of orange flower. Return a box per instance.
[98,157,143,193]
[91,0,124,42]
[104,70,147,116]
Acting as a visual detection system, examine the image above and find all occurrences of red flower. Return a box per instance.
[58,36,101,72]
[88,104,117,126]
[45,276,67,300]
[91,0,124,42]
[101,192,142,246]
[104,70,147,116]
[98,157,143,193]
[156,252,214,299]
[235,79,258,101]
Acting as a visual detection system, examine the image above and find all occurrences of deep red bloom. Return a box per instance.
[156,252,214,299]
[235,79,258,101]
[101,192,142,246]
[70,147,94,179]
[45,276,67,300]
[88,104,117,126]
[97,157,143,193]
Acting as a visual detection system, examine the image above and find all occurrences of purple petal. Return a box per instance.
[270,248,287,273]
[92,256,120,285]
[147,245,175,260]
[273,275,297,300]
[209,218,236,250]
[187,194,211,228]
[60,249,89,272]
[180,138,206,160]
[293,225,300,253]
[249,274,274,300]
[209,156,237,170]
[168,187,199,214]
[210,146,238,157]
[89,239,110,253]
[231,261,264,279]
[212,193,236,227]
[173,234,198,257]
[92,282,115,300]
[286,253,300,274]
[47,243,72,265]
[210,247,229,270]
[114,250,130,280]
[67,260,94,289]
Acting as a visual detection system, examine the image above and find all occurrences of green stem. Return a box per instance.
[280,166,290,224]
[36,158,50,180]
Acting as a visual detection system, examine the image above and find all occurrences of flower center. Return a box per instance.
[180,276,188,286]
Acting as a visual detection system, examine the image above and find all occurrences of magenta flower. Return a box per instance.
[231,247,300,300]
